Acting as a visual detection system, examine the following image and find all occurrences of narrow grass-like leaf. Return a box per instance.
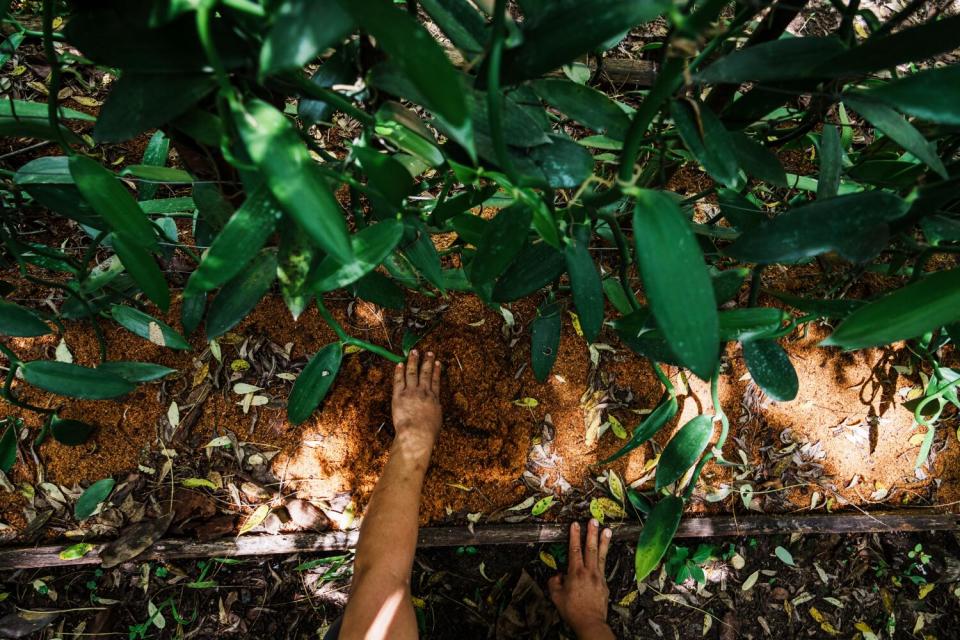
[695,37,845,84]
[138,131,170,201]
[655,415,713,490]
[822,268,960,349]
[110,305,190,350]
[743,339,798,402]
[96,361,176,383]
[288,342,343,424]
[633,190,719,379]
[565,227,603,343]
[861,66,960,126]
[817,124,841,199]
[111,233,170,312]
[670,100,739,188]
[635,495,683,582]
[0,300,49,337]
[0,424,15,473]
[20,361,135,399]
[601,395,678,465]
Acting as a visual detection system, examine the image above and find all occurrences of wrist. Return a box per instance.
[571,620,613,639]
[391,430,436,462]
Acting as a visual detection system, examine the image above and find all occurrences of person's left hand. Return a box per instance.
[392,350,442,456]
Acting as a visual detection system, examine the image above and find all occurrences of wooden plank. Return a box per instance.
[0,511,955,570]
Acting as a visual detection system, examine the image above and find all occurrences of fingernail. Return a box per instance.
[427,351,434,357]
[590,518,599,528]
[603,529,612,538]
[411,349,418,355]
[571,522,579,531]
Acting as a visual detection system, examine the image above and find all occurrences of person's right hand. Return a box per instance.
[548,520,615,640]
[391,350,442,458]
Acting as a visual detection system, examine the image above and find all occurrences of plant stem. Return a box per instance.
[598,212,640,311]
[196,2,236,99]
[1,361,54,415]
[486,0,513,180]
[42,0,70,155]
[316,299,405,363]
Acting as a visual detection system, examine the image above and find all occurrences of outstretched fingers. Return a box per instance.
[419,352,435,389]
[598,526,611,571]
[405,349,420,389]
[568,522,583,571]
[585,519,600,569]
[393,361,405,393]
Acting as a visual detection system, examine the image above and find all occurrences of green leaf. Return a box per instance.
[530,79,630,140]
[94,73,215,143]
[300,42,359,126]
[402,224,445,292]
[817,124,842,200]
[742,339,798,402]
[531,495,555,516]
[670,100,740,188]
[95,361,176,383]
[181,292,206,336]
[192,183,233,236]
[0,424,15,474]
[822,268,960,350]
[765,290,863,319]
[353,146,414,207]
[726,191,909,264]
[310,220,404,292]
[862,65,960,126]
[634,495,683,582]
[49,415,97,446]
[633,190,719,379]
[716,188,763,232]
[20,361,135,399]
[187,185,281,295]
[111,232,170,312]
[729,132,787,187]
[656,415,713,490]
[842,94,947,179]
[419,0,487,54]
[497,0,668,85]
[774,546,796,567]
[603,278,634,315]
[815,15,960,77]
[0,99,95,122]
[336,0,473,158]
[206,250,278,340]
[277,220,317,320]
[351,271,405,310]
[601,395,678,465]
[139,131,170,201]
[110,305,190,350]
[59,543,95,561]
[288,342,343,424]
[75,478,115,521]
[259,0,353,75]
[470,205,533,286]
[565,227,603,343]
[0,300,50,337]
[531,302,561,382]
[68,155,156,248]
[711,267,748,305]
[509,134,594,189]
[15,156,99,226]
[232,99,352,264]
[121,165,192,183]
[695,36,845,84]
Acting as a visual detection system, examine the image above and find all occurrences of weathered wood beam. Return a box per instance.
[0,511,955,570]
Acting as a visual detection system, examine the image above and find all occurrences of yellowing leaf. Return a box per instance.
[181,478,217,490]
[446,483,473,492]
[344,344,363,354]
[59,543,95,560]
[618,590,638,606]
[239,504,271,535]
[909,432,926,446]
[11,65,26,76]
[513,397,539,408]
[531,495,555,516]
[231,359,250,372]
[539,551,557,570]
[607,471,625,503]
[589,498,605,525]
[919,583,935,599]
[209,340,222,362]
[192,362,209,387]
[568,311,583,338]
[608,415,627,439]
[411,596,426,609]
[855,621,879,640]
[595,497,626,520]
[167,401,180,429]
[71,95,102,107]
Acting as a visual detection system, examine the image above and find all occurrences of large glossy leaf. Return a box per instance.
[634,495,683,582]
[497,0,668,85]
[531,302,561,382]
[822,268,960,350]
[206,250,278,340]
[469,205,533,286]
[310,220,404,292]
[15,156,99,226]
[403,224,444,292]
[68,155,156,247]
[671,100,739,188]
[601,395,678,465]
[49,415,96,446]
[96,361,176,383]
[181,292,206,336]
[711,267,748,304]
[655,415,713,490]
[565,227,603,343]
[817,124,842,199]
[0,300,49,337]
[260,0,353,75]
[419,0,487,54]
[277,220,317,320]
[743,339,798,402]
[696,37,845,84]
[729,132,787,187]
[94,73,214,143]
[75,478,115,520]
[492,242,566,302]
[336,0,473,157]
[0,99,95,123]
[633,190,719,379]
[351,271,405,310]
[232,99,352,264]
[353,146,414,207]
[766,290,863,319]
[508,134,594,189]
[861,65,960,126]
[186,185,281,295]
[110,232,170,312]
[20,361,135,399]
[530,79,630,140]
[726,191,909,264]
[110,305,190,350]
[842,94,947,179]
[288,342,343,424]
[816,15,960,77]
[0,424,15,473]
